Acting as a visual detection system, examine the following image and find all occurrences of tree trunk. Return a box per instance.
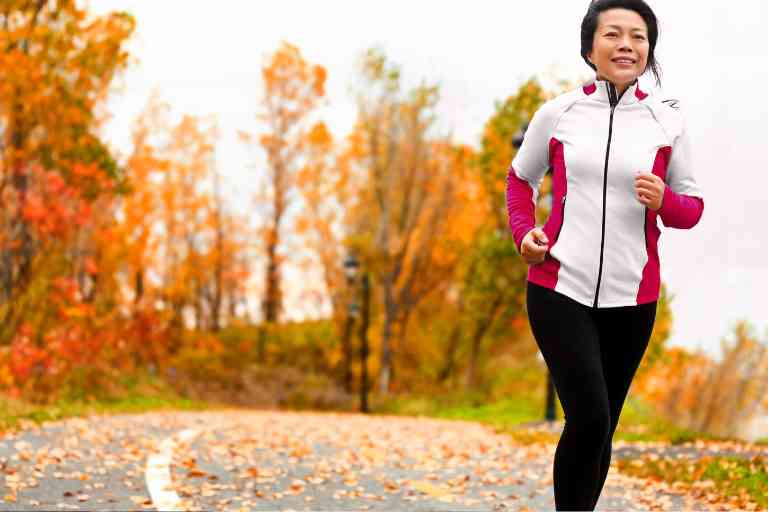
[465,295,503,390]
[437,265,474,384]
[341,314,355,393]
[134,268,144,308]
[211,166,224,331]
[262,241,280,323]
[379,278,396,395]
[438,324,463,384]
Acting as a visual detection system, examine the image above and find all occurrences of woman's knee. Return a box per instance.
[562,395,611,442]
[563,411,611,451]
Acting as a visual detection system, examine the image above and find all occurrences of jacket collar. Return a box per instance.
[582,76,648,106]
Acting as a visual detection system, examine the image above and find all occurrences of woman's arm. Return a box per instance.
[658,188,704,229]
[659,105,704,229]
[506,165,537,253]
[505,101,557,253]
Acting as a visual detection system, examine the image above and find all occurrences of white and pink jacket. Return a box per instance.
[506,78,704,308]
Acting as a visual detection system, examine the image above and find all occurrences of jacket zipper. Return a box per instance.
[593,82,624,308]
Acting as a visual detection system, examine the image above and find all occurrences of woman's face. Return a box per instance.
[587,8,649,88]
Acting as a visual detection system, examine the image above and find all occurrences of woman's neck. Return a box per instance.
[596,75,637,97]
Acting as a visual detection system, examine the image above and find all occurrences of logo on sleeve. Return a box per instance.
[661,99,680,110]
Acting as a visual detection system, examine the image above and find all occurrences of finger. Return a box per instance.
[638,190,653,199]
[635,179,658,188]
[533,230,549,244]
[636,184,659,195]
[637,191,655,201]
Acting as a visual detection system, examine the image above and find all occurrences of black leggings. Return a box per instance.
[526,281,656,511]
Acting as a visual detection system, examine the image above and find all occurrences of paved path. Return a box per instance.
[0,409,728,511]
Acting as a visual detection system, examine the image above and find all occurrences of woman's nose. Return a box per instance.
[618,36,635,50]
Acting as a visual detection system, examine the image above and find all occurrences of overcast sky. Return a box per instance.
[89,0,767,361]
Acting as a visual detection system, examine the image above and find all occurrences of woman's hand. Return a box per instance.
[635,172,665,211]
[521,228,549,265]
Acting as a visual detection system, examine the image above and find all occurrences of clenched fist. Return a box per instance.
[635,171,665,211]
[520,228,549,265]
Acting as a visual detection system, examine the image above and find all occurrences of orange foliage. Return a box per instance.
[248,41,327,324]
[634,321,768,439]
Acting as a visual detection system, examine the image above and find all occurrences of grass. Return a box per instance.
[377,385,763,446]
[377,393,544,427]
[616,454,768,509]
[0,372,214,435]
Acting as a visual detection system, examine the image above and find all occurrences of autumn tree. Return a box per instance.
[0,1,134,349]
[201,154,252,331]
[243,41,327,331]
[635,320,768,439]
[0,1,134,301]
[119,91,251,331]
[294,121,363,388]
[433,79,551,390]
[345,49,485,394]
[118,90,170,314]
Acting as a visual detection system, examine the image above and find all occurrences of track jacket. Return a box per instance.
[506,78,704,308]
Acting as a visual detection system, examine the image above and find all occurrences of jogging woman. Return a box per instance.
[505,1,704,509]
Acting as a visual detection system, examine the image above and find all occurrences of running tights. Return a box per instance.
[526,281,657,511]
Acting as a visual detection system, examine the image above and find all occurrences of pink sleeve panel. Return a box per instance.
[506,164,536,253]
[658,186,704,229]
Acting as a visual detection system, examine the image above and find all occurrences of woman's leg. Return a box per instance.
[526,282,611,511]
[590,301,657,508]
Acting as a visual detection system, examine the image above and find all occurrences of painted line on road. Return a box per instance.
[146,428,201,511]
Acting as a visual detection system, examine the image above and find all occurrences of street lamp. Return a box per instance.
[342,254,370,413]
[358,270,371,414]
[344,255,360,284]
[341,255,360,394]
[511,121,529,150]
[512,121,558,424]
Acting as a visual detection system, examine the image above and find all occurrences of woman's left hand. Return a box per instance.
[635,172,665,211]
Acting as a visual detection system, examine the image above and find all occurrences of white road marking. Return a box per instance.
[146,428,200,511]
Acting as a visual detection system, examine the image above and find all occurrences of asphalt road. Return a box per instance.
[0,409,731,511]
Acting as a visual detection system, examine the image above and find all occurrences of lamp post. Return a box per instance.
[511,121,529,149]
[512,121,557,423]
[342,256,359,394]
[358,271,370,414]
[343,254,370,413]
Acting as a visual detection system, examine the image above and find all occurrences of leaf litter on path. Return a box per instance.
[0,408,748,511]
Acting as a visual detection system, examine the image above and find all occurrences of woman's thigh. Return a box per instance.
[526,282,609,421]
[594,302,657,419]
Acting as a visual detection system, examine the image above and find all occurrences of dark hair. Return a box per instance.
[581,0,662,87]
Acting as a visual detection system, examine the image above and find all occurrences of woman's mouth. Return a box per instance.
[612,58,636,66]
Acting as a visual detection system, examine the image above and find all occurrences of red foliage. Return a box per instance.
[7,324,53,382]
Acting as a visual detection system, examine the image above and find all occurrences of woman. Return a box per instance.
[506,0,704,510]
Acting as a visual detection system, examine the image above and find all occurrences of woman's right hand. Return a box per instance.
[521,228,549,265]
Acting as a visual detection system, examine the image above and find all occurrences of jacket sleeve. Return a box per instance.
[658,110,704,229]
[506,101,556,253]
